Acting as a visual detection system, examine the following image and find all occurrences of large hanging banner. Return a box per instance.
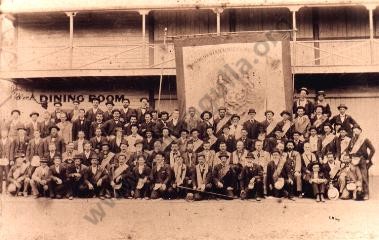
[174,32,293,121]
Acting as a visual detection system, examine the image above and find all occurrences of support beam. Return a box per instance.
[65,12,76,69]
[213,8,224,36]
[365,5,376,64]
[138,10,150,43]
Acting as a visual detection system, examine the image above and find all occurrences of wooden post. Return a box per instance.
[289,7,300,73]
[366,5,376,65]
[65,12,76,69]
[139,10,150,67]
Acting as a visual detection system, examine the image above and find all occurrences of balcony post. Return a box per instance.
[289,7,300,71]
[365,5,376,64]
[213,8,224,36]
[139,10,150,67]
[65,12,76,69]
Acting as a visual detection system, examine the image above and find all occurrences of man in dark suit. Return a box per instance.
[240,128,253,151]
[218,126,237,153]
[66,154,89,199]
[82,141,97,166]
[214,106,231,137]
[26,112,43,138]
[48,155,67,198]
[120,98,136,124]
[85,98,103,123]
[139,112,156,137]
[149,152,173,199]
[10,126,29,162]
[135,97,151,123]
[26,130,44,161]
[330,104,358,138]
[292,87,314,118]
[89,112,105,138]
[44,125,66,156]
[103,101,115,122]
[72,109,91,140]
[40,111,55,138]
[102,109,124,137]
[243,108,262,140]
[349,124,375,200]
[89,127,107,154]
[166,109,187,139]
[51,102,65,124]
[85,154,109,199]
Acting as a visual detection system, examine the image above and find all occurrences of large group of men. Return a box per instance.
[0,87,375,202]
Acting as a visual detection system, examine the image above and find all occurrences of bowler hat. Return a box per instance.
[299,87,309,94]
[29,112,39,117]
[337,104,348,110]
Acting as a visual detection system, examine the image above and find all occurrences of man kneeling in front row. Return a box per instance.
[239,152,264,201]
[190,153,212,201]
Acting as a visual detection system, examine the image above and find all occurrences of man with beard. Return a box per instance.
[214,107,231,137]
[167,109,187,139]
[212,153,237,199]
[149,152,173,199]
[285,140,302,197]
[102,101,115,122]
[120,99,136,124]
[348,124,375,200]
[239,152,264,201]
[89,112,105,138]
[85,154,109,199]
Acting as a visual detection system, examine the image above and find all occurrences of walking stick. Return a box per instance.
[177,185,238,199]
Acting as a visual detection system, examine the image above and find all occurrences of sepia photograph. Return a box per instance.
[0,0,378,239]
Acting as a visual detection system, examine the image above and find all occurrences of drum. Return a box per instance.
[136,178,145,190]
[248,178,255,189]
[351,157,361,166]
[274,178,284,190]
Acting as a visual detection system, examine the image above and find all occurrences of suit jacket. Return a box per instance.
[293,116,310,136]
[72,118,91,140]
[46,150,61,166]
[320,133,337,157]
[260,119,277,138]
[40,120,55,138]
[26,121,43,138]
[86,165,109,184]
[239,163,263,190]
[43,135,66,155]
[330,114,358,137]
[89,136,107,151]
[239,137,253,151]
[0,137,12,160]
[135,107,151,123]
[191,164,212,188]
[102,119,124,137]
[181,151,198,168]
[82,150,97,166]
[109,137,123,154]
[10,137,30,161]
[103,110,114,122]
[275,120,293,139]
[142,137,156,151]
[57,121,73,144]
[66,164,89,184]
[198,121,214,140]
[212,163,237,188]
[133,165,151,187]
[49,164,67,182]
[266,159,292,187]
[51,110,64,124]
[120,108,136,123]
[293,99,314,117]
[89,121,105,138]
[85,108,104,123]
[335,136,351,160]
[349,136,375,162]
[218,134,237,153]
[139,121,156,137]
[26,138,44,160]
[243,119,262,140]
[149,163,172,185]
[166,119,187,138]
[214,116,232,137]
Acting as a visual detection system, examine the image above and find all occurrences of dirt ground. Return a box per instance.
[0,194,378,240]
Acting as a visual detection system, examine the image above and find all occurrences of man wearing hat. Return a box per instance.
[198,110,214,140]
[285,140,303,197]
[89,112,105,139]
[68,100,81,122]
[48,155,67,199]
[103,100,115,122]
[66,154,89,199]
[171,154,191,199]
[293,106,310,138]
[85,97,104,123]
[26,112,42,138]
[102,109,124,138]
[212,152,237,199]
[239,152,264,201]
[182,140,198,168]
[6,109,24,140]
[214,107,231,137]
[139,112,157,137]
[10,124,29,163]
[243,109,261,140]
[51,101,64,124]
[348,124,375,200]
[307,162,328,202]
[72,109,91,140]
[30,156,51,198]
[142,128,156,154]
[136,97,151,123]
[189,128,204,153]
[276,110,293,139]
[44,125,66,153]
[0,129,12,194]
[85,154,109,199]
[120,98,136,124]
[315,90,331,118]
[128,139,149,167]
[26,129,44,168]
[261,110,277,138]
[266,149,293,199]
[339,161,363,200]
[330,104,358,138]
[7,153,29,196]
[293,87,314,118]
[229,114,243,140]
[190,152,212,201]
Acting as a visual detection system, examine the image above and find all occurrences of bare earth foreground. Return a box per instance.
[1,177,379,240]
